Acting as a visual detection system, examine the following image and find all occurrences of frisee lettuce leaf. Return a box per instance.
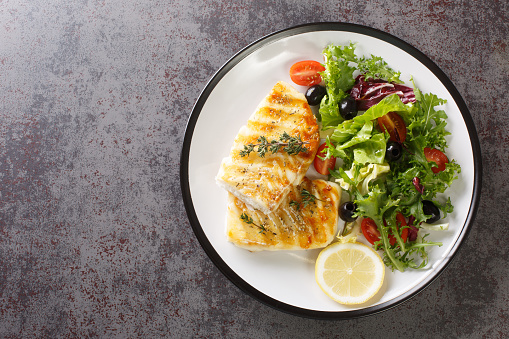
[319,44,357,128]
[357,55,402,84]
[319,43,403,129]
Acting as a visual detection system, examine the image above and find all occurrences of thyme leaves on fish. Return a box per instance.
[240,212,275,235]
[290,189,327,211]
[289,200,301,211]
[301,189,326,208]
[239,132,309,158]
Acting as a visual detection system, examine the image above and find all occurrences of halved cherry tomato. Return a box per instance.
[389,212,409,246]
[361,218,381,245]
[424,147,449,173]
[361,213,408,246]
[314,143,336,175]
[377,111,407,143]
[289,60,325,86]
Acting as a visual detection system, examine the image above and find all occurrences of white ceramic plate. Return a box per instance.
[180,23,481,318]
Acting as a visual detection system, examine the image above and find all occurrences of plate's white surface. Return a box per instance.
[187,30,475,312]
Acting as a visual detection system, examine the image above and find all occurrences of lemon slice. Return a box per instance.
[315,241,385,305]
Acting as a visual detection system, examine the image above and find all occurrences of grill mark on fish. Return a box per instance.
[226,178,341,251]
[216,81,320,214]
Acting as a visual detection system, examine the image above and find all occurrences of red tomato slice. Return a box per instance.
[389,212,409,246]
[361,218,381,245]
[377,111,407,143]
[313,143,336,175]
[424,147,449,173]
[289,60,325,86]
[362,214,408,246]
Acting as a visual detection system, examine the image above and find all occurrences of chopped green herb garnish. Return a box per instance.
[239,132,309,158]
[240,212,275,235]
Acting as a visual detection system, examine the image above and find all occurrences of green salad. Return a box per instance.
[295,43,461,272]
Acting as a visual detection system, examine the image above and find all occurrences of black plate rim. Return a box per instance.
[179,22,482,320]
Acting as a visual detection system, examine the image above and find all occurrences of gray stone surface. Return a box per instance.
[0,0,507,337]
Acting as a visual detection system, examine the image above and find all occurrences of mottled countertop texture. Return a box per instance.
[0,0,507,337]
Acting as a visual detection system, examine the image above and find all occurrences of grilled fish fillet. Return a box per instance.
[216,81,320,214]
[226,178,341,251]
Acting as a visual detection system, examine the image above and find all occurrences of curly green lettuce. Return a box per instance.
[319,43,403,129]
[326,68,460,272]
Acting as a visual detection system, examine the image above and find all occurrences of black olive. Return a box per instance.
[339,97,358,120]
[422,200,440,223]
[386,142,403,161]
[339,201,357,222]
[305,85,326,106]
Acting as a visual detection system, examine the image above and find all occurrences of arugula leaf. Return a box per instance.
[387,86,460,224]
[354,186,408,272]
[354,186,444,271]
[408,85,449,151]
